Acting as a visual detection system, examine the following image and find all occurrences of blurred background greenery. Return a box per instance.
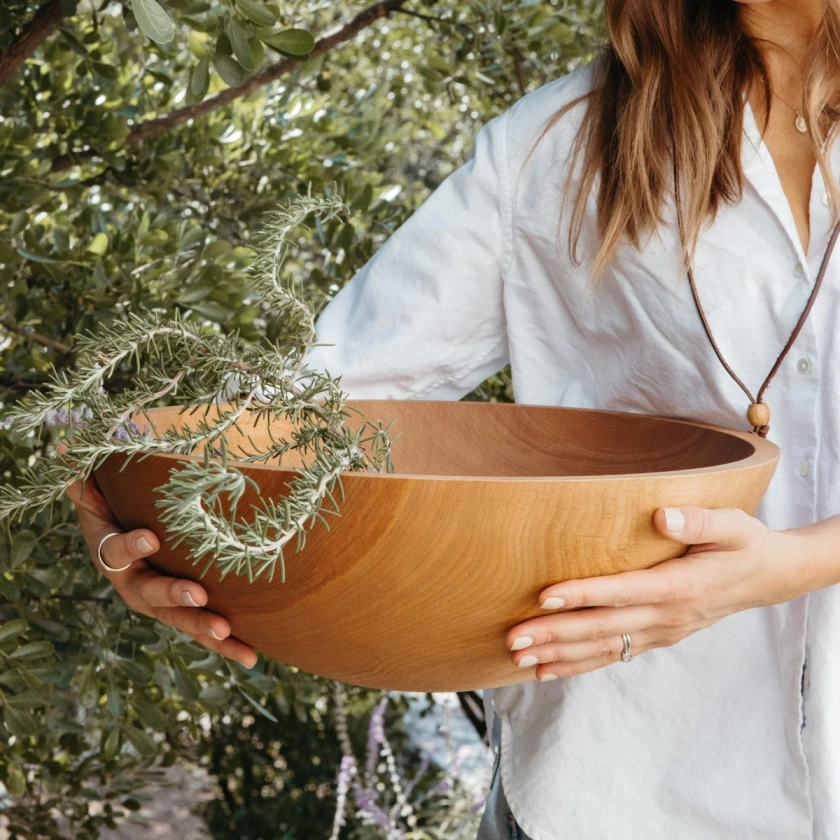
[0,1,601,836]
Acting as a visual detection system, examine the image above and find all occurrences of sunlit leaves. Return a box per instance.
[133,0,175,45]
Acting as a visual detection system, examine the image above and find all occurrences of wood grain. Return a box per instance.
[94,400,779,692]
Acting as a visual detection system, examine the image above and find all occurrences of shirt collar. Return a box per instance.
[740,92,809,264]
[740,90,840,265]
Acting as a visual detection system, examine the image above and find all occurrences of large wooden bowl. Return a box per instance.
[95,400,779,692]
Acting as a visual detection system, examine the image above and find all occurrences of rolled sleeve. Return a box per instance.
[303,111,511,401]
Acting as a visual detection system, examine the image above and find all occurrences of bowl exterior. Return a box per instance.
[95,429,778,692]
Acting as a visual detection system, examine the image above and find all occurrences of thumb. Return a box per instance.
[653,506,757,551]
[95,527,160,574]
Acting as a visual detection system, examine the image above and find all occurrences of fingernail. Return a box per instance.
[136,536,153,553]
[510,636,533,651]
[539,673,558,682]
[180,590,199,607]
[518,655,539,668]
[541,597,565,610]
[663,508,685,533]
[207,629,227,641]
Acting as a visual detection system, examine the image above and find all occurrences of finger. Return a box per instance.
[538,564,678,611]
[511,633,635,668]
[161,610,258,668]
[65,469,110,518]
[97,528,160,573]
[533,632,652,680]
[653,506,760,551]
[154,605,232,645]
[534,647,631,680]
[130,565,209,611]
[190,632,259,669]
[507,605,657,649]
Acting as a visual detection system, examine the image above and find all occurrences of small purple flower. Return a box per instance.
[70,407,87,428]
[43,409,59,427]
[55,407,69,425]
[0,416,13,431]
[112,421,143,442]
[365,697,388,777]
[368,698,387,746]
[336,754,356,789]
[351,783,396,832]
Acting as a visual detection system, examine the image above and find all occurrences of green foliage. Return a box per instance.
[0,0,602,836]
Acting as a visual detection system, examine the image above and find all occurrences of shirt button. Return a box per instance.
[797,357,811,374]
[799,459,810,477]
[794,262,805,277]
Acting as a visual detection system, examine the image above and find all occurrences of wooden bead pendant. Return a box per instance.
[747,402,771,430]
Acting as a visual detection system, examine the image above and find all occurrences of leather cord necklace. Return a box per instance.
[672,152,840,437]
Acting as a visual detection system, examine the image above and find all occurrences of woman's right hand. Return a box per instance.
[66,472,258,668]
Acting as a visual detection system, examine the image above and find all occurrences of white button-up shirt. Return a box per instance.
[303,57,840,839]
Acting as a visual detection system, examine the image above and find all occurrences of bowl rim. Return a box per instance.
[121,400,780,484]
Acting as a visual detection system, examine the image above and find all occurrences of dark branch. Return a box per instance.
[0,318,73,355]
[50,0,408,173]
[0,0,67,88]
[511,47,527,98]
[395,8,445,23]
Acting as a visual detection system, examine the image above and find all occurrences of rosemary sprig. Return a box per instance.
[0,191,394,584]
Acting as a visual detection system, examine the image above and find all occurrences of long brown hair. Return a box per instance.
[535,1,840,283]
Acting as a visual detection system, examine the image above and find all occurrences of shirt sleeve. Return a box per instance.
[301,111,511,401]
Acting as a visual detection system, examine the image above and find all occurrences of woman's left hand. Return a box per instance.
[506,506,817,681]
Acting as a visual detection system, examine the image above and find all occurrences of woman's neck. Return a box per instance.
[740,0,825,62]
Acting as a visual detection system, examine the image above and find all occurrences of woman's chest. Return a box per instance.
[505,186,840,433]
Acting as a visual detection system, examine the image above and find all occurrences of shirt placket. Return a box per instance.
[798,164,837,720]
[741,100,823,736]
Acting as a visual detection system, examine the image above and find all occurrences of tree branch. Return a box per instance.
[50,0,408,173]
[511,47,527,98]
[0,0,67,88]
[0,318,73,355]
[395,7,445,23]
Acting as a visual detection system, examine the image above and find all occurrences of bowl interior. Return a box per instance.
[139,400,756,478]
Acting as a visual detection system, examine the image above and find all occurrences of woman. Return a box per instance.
[68,0,840,837]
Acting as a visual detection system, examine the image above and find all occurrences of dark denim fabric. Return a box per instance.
[476,745,533,840]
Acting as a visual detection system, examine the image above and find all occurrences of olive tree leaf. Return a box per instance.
[227,19,257,72]
[3,705,40,738]
[102,725,121,760]
[213,53,248,87]
[133,0,175,45]
[236,0,277,27]
[0,619,29,644]
[4,764,26,798]
[189,52,211,100]
[88,233,109,256]
[254,27,315,58]
[121,725,157,758]
[10,211,27,237]
[199,684,231,705]
[10,640,55,661]
[10,531,36,568]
